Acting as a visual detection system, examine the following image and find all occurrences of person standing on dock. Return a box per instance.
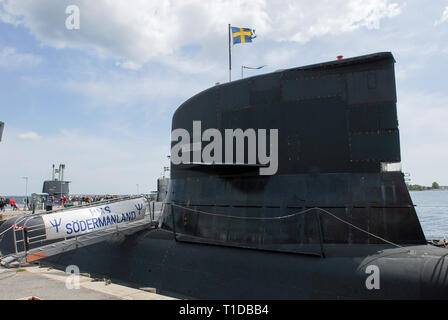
[10,198,18,211]
[46,196,55,211]
[23,197,29,210]
[0,197,6,213]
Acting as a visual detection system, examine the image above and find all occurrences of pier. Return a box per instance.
[0,263,176,300]
[0,198,172,300]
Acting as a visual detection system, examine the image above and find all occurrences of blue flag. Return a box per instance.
[231,27,256,45]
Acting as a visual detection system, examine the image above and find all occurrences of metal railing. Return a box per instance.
[3,196,158,259]
[37,194,151,216]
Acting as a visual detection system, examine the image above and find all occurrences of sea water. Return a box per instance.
[410,190,448,240]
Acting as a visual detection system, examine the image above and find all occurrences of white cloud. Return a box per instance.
[434,6,448,26]
[63,70,205,108]
[264,0,401,43]
[395,62,422,80]
[18,131,42,140]
[263,46,299,68]
[398,91,448,142]
[0,126,170,195]
[115,61,141,71]
[398,90,448,185]
[0,46,43,69]
[0,0,402,70]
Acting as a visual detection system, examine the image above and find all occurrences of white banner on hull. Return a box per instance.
[42,197,147,240]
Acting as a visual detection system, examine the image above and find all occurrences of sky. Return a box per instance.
[0,0,447,196]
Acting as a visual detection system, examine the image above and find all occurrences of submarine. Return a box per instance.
[41,164,70,198]
[1,52,447,299]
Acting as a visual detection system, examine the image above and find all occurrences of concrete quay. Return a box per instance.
[0,263,176,300]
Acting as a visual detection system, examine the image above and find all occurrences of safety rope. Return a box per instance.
[313,207,402,248]
[0,225,13,237]
[415,205,448,208]
[0,215,29,237]
[170,203,402,248]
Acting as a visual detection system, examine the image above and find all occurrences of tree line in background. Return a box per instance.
[407,181,446,191]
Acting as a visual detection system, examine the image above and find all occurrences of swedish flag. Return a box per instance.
[231,27,256,45]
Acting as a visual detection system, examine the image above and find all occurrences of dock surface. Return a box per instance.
[0,264,176,300]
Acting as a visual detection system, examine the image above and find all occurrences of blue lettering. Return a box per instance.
[66,223,72,235]
[86,219,93,230]
[50,218,62,233]
[92,218,98,228]
[80,220,87,232]
[135,203,143,215]
[105,206,111,214]
[73,221,80,233]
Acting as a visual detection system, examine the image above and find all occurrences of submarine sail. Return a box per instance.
[163,52,425,255]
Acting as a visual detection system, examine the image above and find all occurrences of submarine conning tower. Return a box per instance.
[161,52,426,255]
[42,164,70,197]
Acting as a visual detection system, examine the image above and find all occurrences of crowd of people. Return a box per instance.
[0,194,123,213]
[0,197,20,212]
[42,194,123,209]
[0,194,138,221]
[67,195,121,205]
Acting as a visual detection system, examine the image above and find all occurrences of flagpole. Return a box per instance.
[228,24,231,82]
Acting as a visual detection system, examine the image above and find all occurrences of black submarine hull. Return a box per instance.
[40,228,448,299]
